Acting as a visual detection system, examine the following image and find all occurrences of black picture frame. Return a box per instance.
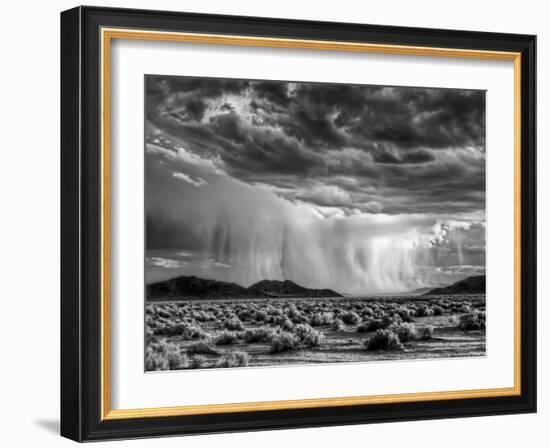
[61,5,536,442]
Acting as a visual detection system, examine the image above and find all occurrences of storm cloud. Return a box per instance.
[145,75,486,293]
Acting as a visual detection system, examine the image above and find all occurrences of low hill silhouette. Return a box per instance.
[423,275,485,295]
[147,276,342,300]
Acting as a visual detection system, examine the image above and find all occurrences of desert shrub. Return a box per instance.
[180,321,208,340]
[310,311,334,327]
[190,355,208,369]
[357,320,375,332]
[331,318,345,331]
[192,310,215,322]
[156,307,172,319]
[390,322,417,342]
[215,351,250,368]
[289,311,307,324]
[342,311,361,325]
[396,307,415,322]
[415,304,434,317]
[357,318,386,332]
[293,323,324,347]
[237,310,252,321]
[268,315,282,325]
[282,317,294,331]
[382,313,401,327]
[309,313,323,327]
[155,320,208,340]
[270,331,299,353]
[432,304,444,316]
[459,304,472,313]
[285,305,299,317]
[145,341,186,371]
[254,310,268,322]
[186,340,220,356]
[416,325,435,340]
[154,320,194,338]
[243,326,276,343]
[458,311,486,331]
[362,306,374,317]
[364,329,404,351]
[222,317,245,331]
[213,330,239,345]
[268,306,283,317]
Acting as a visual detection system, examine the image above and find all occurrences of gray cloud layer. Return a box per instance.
[146,76,485,217]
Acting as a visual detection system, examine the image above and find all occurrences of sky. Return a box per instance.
[145,75,486,294]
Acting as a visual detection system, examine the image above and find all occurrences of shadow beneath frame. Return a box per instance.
[33,418,59,435]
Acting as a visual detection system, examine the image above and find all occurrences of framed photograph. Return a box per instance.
[60,6,536,442]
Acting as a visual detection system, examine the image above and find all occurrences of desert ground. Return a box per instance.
[145,294,486,371]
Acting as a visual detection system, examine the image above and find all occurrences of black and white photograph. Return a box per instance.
[144,75,487,371]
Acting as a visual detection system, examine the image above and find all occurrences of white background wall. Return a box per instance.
[0,0,546,446]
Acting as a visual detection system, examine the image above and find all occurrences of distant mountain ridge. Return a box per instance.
[146,275,342,300]
[423,275,485,296]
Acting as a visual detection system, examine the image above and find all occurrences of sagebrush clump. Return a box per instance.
[458,310,486,330]
[342,311,361,325]
[293,323,324,347]
[222,317,245,331]
[270,331,299,353]
[390,322,417,342]
[146,340,186,370]
[243,326,277,343]
[213,330,240,345]
[186,340,221,356]
[215,351,250,367]
[364,329,404,351]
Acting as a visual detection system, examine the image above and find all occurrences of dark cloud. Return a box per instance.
[145,75,485,218]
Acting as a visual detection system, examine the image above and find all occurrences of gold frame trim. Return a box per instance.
[100,28,522,421]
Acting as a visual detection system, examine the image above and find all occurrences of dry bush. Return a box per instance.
[166,321,207,340]
[416,325,435,340]
[237,310,252,321]
[390,322,417,342]
[458,311,486,331]
[270,331,299,353]
[243,326,277,343]
[282,317,294,331]
[310,311,334,327]
[362,306,374,317]
[222,317,245,331]
[342,311,361,325]
[156,307,172,319]
[431,304,444,316]
[331,318,345,331]
[146,341,186,371]
[459,304,472,313]
[287,309,307,324]
[254,310,268,322]
[192,310,215,322]
[357,317,389,332]
[293,323,324,347]
[364,329,404,351]
[415,303,434,317]
[396,307,415,322]
[213,330,240,346]
[190,355,208,369]
[186,340,221,356]
[215,351,250,368]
